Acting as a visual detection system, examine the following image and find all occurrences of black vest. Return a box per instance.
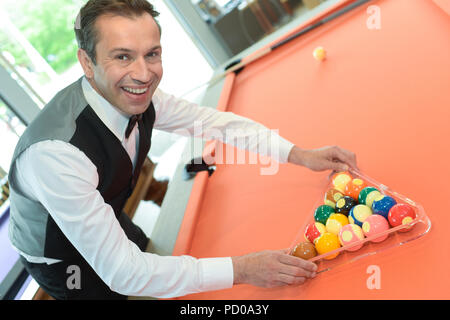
[43,104,155,260]
[9,78,155,261]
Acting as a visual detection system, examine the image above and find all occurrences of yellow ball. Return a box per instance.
[313,46,326,61]
[326,213,349,235]
[315,232,341,260]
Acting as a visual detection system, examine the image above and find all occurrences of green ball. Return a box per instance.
[314,205,335,225]
[358,187,378,205]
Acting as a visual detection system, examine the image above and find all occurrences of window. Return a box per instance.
[189,0,307,57]
[0,0,85,106]
[0,97,30,300]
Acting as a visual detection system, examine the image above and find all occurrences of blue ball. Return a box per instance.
[372,195,397,219]
[349,204,372,227]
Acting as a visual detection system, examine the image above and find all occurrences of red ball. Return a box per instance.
[304,222,326,243]
[388,203,416,232]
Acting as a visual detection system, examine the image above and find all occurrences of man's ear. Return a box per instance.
[77,49,94,79]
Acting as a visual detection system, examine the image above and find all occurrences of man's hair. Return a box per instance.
[74,0,161,65]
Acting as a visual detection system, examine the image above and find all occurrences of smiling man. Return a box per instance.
[8,0,357,300]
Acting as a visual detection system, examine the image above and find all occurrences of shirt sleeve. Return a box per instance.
[15,140,234,297]
[152,88,295,163]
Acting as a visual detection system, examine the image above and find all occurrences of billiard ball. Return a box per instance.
[314,205,335,225]
[339,223,365,251]
[313,46,326,61]
[324,188,344,208]
[315,232,341,260]
[331,172,352,193]
[358,186,378,205]
[365,190,382,208]
[292,241,317,260]
[325,213,349,235]
[348,204,372,227]
[388,203,416,232]
[335,196,357,216]
[372,195,397,219]
[344,178,367,201]
[304,222,326,243]
[362,214,390,243]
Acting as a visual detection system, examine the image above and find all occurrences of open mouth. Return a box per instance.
[122,86,149,95]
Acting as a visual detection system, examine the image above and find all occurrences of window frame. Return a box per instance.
[0,64,40,300]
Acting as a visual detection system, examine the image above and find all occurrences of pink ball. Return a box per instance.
[338,223,365,251]
[362,214,390,243]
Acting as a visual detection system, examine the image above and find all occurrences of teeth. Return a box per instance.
[123,87,148,94]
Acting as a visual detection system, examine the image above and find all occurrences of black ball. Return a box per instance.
[335,196,358,216]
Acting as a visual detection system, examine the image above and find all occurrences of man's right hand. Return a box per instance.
[231,250,317,288]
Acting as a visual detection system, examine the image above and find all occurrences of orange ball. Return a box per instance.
[344,178,367,201]
[292,241,317,260]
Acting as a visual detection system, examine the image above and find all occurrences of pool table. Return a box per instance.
[149,0,450,299]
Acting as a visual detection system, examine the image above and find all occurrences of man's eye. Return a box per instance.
[117,54,129,61]
[147,51,161,59]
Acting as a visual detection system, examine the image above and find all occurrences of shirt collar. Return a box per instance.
[81,76,130,142]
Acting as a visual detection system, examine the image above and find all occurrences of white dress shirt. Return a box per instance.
[12,77,295,297]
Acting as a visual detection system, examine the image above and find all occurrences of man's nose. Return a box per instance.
[130,57,151,83]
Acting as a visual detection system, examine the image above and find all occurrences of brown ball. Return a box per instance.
[324,188,344,208]
[292,241,317,260]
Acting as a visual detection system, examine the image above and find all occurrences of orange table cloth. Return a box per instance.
[172,0,450,299]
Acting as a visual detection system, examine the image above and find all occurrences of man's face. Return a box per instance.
[79,13,163,116]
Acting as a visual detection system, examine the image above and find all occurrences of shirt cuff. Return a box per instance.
[276,135,295,164]
[199,257,234,292]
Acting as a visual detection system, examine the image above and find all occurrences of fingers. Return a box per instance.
[278,264,316,279]
[277,274,308,286]
[278,252,317,273]
[329,146,358,172]
[233,250,319,289]
[273,253,317,287]
[277,253,317,280]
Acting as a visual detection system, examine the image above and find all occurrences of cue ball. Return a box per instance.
[388,203,416,232]
[313,46,326,61]
[292,241,317,260]
[304,222,326,243]
[362,214,390,243]
[315,232,341,260]
[339,223,365,251]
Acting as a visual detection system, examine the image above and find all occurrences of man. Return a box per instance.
[8,0,357,299]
